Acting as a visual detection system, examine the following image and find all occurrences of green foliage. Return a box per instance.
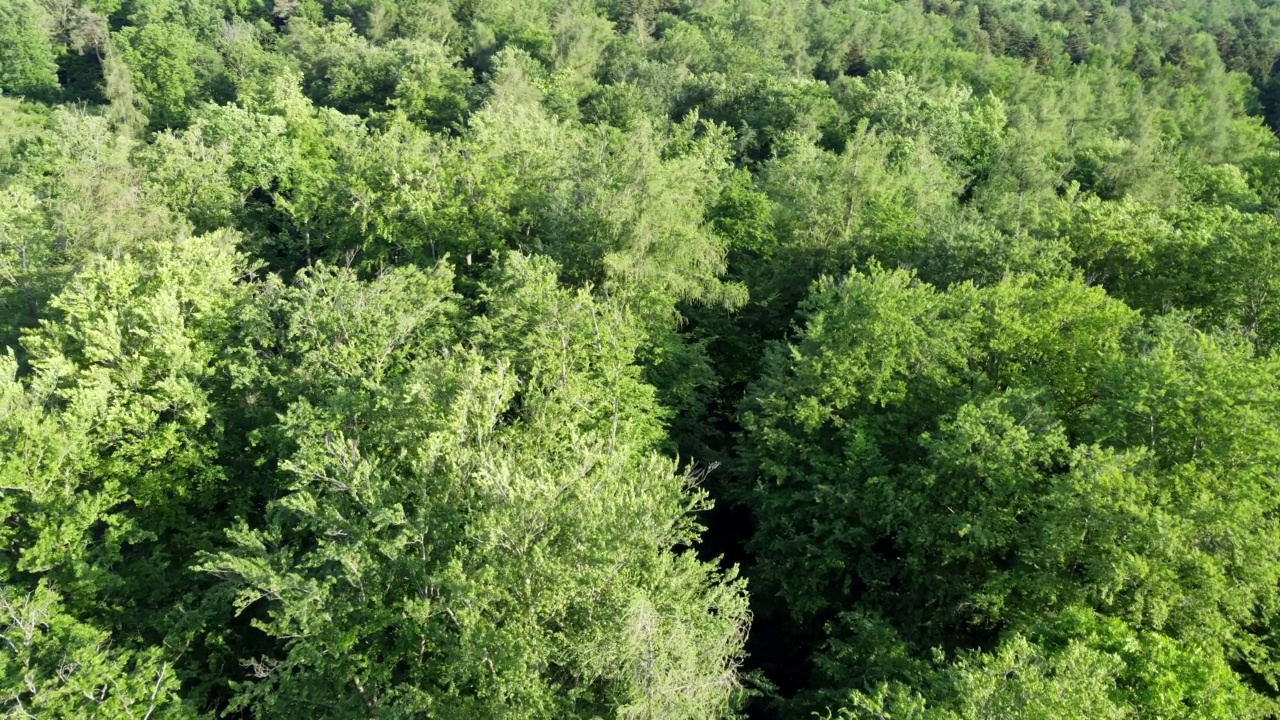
[6,0,1280,716]
[0,582,189,718]
[200,255,747,717]
[0,109,185,352]
[831,636,1132,720]
[3,226,250,612]
[0,225,253,714]
[742,266,1280,716]
[115,22,202,127]
[0,0,60,99]
[281,19,470,127]
[1048,192,1280,349]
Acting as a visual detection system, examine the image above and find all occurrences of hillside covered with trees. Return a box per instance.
[5,0,1280,717]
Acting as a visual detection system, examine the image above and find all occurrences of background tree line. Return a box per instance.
[5,0,1280,717]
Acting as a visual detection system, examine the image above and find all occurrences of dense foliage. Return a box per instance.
[4,0,1280,717]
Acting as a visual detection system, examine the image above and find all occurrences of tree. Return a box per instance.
[200,254,749,717]
[1,227,254,716]
[0,0,60,99]
[741,266,1280,717]
[0,581,189,718]
[7,0,1280,713]
[114,22,201,127]
[1048,192,1280,349]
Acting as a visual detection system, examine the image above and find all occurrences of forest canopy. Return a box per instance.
[4,0,1280,717]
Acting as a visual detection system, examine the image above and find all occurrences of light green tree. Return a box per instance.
[742,266,1280,717]
[200,254,749,718]
[0,0,60,99]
